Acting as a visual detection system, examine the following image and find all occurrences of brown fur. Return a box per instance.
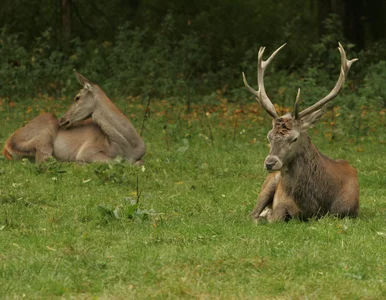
[2,73,145,164]
[273,117,292,135]
[251,125,360,222]
[244,43,359,222]
[3,113,59,162]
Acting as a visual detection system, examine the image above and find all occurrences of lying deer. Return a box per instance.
[243,43,359,222]
[2,72,145,164]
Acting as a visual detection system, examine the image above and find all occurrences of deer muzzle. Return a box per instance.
[264,155,283,171]
[59,116,71,128]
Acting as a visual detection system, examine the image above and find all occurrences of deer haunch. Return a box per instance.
[3,113,59,162]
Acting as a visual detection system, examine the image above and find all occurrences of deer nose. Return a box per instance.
[265,162,276,170]
[264,155,281,171]
[59,117,70,128]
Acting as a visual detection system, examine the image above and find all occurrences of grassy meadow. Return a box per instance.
[0,94,385,299]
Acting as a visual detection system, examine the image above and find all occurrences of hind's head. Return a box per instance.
[59,72,98,128]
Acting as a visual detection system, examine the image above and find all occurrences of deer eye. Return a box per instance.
[290,137,298,144]
[75,96,80,102]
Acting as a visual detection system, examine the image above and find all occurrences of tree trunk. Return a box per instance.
[343,0,364,49]
[366,1,386,44]
[61,0,72,50]
[318,0,365,49]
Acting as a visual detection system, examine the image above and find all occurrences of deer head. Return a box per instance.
[59,72,98,128]
[243,43,358,171]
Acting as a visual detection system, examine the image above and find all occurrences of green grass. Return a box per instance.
[0,97,385,299]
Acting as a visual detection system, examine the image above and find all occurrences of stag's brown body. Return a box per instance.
[3,72,145,164]
[243,43,360,222]
[250,131,359,221]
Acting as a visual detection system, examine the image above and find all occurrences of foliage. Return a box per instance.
[98,197,158,221]
[93,157,140,185]
[0,6,384,112]
[359,60,386,108]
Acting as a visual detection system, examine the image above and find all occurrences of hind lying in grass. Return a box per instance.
[3,72,145,165]
[242,43,360,222]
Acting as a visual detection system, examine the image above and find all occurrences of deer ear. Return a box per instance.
[74,71,93,88]
[84,83,92,91]
[301,105,327,129]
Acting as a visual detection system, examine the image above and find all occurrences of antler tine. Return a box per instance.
[298,43,358,119]
[243,43,286,118]
[293,88,301,120]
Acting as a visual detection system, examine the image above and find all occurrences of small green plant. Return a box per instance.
[93,157,138,184]
[28,157,67,175]
[98,197,157,221]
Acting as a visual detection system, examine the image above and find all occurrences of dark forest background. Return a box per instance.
[1,0,386,112]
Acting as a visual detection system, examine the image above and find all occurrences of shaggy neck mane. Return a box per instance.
[281,134,335,216]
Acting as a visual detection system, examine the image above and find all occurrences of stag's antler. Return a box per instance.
[296,43,358,119]
[242,44,286,118]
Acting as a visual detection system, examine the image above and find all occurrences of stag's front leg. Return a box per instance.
[250,172,280,221]
[267,201,300,222]
[267,181,300,222]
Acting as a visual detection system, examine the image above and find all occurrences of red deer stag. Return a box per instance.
[242,43,359,222]
[3,72,145,164]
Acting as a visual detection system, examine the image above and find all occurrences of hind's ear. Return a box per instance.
[74,71,93,88]
[84,83,92,91]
